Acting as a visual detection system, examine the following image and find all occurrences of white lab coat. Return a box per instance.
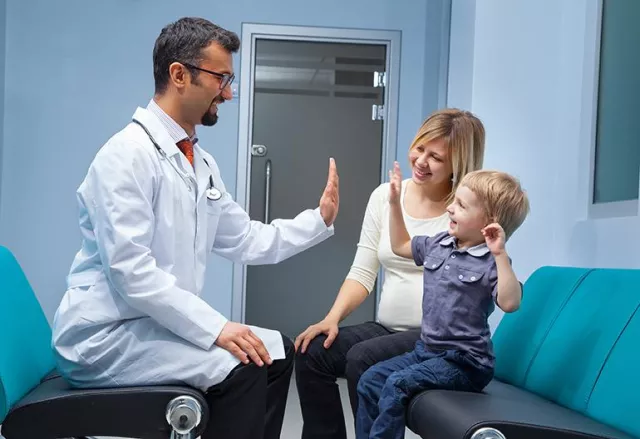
[51,107,334,391]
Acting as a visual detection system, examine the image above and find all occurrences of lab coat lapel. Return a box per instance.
[131,107,182,160]
[193,148,211,203]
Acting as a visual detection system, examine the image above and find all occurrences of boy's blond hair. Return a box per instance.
[409,108,486,205]
[459,170,530,239]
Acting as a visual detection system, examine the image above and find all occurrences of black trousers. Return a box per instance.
[202,335,294,439]
[295,321,421,439]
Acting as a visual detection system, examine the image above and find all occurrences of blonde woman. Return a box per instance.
[294,109,486,439]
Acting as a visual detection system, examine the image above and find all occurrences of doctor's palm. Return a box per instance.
[319,158,339,227]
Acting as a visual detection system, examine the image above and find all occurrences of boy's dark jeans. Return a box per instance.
[355,340,493,439]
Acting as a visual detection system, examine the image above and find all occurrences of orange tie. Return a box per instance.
[177,138,194,167]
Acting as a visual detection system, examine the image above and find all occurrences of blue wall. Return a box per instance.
[0,0,5,222]
[448,0,640,331]
[0,0,440,321]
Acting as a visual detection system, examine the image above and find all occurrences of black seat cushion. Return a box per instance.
[1,374,209,439]
[407,379,633,439]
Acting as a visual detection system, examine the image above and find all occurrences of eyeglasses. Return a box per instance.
[181,62,235,90]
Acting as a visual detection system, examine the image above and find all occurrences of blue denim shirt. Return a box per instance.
[411,231,499,369]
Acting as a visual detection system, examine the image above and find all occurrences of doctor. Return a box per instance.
[51,17,339,439]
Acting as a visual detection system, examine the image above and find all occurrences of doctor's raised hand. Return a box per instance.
[319,158,340,226]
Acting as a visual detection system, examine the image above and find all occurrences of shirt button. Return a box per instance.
[431,264,437,268]
[471,276,476,281]
[458,274,463,280]
[451,254,456,259]
[445,265,450,270]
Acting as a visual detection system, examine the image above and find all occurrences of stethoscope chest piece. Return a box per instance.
[206,187,222,201]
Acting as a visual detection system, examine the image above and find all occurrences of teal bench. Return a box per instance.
[0,246,209,438]
[408,266,640,438]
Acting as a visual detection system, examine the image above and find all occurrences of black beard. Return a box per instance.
[201,112,218,126]
[201,97,223,126]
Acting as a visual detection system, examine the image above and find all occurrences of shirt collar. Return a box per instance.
[147,99,199,145]
[440,235,490,257]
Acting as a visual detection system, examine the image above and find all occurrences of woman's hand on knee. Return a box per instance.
[294,318,339,353]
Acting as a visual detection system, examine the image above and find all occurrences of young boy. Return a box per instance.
[355,163,530,439]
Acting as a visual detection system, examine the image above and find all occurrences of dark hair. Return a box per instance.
[153,17,240,94]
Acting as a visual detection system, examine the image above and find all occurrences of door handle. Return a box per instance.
[264,159,272,223]
[252,144,267,157]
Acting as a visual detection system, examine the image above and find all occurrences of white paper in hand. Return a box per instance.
[247,325,285,360]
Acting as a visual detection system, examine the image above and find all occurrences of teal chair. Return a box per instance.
[407,266,640,439]
[0,246,209,438]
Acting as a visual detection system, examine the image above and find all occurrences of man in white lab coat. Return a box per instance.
[51,17,339,439]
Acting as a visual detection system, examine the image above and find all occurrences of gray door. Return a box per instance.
[245,39,386,339]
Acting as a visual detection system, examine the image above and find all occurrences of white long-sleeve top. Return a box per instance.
[346,179,449,331]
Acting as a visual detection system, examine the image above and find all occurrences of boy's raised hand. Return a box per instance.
[388,161,402,205]
[482,223,506,256]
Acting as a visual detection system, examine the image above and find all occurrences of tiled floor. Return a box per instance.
[283,377,421,439]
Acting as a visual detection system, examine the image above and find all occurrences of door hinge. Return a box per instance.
[371,104,384,121]
[373,71,386,88]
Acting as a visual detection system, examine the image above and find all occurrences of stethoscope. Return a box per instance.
[132,118,222,201]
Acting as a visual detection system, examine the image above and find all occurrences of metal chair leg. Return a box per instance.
[166,395,203,439]
[470,427,507,439]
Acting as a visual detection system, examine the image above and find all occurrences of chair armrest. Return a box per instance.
[1,375,208,439]
[407,380,633,439]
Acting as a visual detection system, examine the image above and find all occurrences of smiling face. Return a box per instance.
[152,18,240,131]
[406,109,487,205]
[446,185,489,248]
[177,42,234,127]
[408,138,454,188]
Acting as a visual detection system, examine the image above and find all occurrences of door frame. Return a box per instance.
[232,23,397,323]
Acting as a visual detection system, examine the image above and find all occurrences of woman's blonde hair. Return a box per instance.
[409,108,486,204]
